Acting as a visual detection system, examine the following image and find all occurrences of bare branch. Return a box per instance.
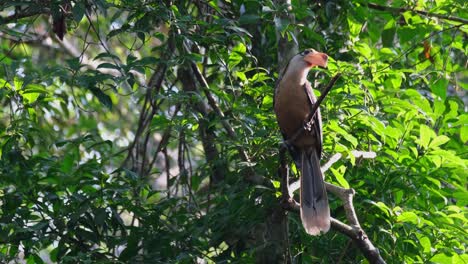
[326,184,360,226]
[123,61,168,174]
[189,63,238,140]
[178,67,225,184]
[279,148,385,263]
[331,219,386,263]
[289,151,376,196]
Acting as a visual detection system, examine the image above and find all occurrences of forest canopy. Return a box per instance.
[0,0,467,263]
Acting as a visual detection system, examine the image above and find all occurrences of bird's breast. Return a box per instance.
[274,81,316,147]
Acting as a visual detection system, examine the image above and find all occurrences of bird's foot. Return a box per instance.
[303,120,314,131]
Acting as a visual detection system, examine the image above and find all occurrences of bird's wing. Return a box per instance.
[303,81,323,158]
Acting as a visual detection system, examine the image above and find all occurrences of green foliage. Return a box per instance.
[0,0,467,263]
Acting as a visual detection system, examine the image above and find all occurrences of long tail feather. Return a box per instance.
[300,148,330,235]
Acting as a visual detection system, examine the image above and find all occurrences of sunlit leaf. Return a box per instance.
[460,125,468,143]
[431,78,448,99]
[418,124,434,149]
[330,165,349,188]
[396,212,419,224]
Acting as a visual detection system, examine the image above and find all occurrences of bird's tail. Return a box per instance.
[300,148,330,235]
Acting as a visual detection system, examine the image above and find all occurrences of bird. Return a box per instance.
[274,48,330,235]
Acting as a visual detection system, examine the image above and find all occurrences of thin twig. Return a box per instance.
[305,73,342,124]
[286,73,341,144]
[0,7,49,25]
[366,2,468,25]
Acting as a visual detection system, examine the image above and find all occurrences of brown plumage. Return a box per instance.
[274,49,330,235]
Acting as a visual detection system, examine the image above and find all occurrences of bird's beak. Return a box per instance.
[304,51,328,68]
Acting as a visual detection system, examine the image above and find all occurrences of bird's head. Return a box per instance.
[298,48,328,68]
[282,49,328,85]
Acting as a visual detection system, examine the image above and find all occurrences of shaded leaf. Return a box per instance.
[89,87,113,110]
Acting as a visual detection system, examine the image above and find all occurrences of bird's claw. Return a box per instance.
[303,120,313,131]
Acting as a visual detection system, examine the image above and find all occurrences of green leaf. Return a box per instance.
[186,52,203,63]
[119,236,140,261]
[27,254,44,264]
[94,52,121,61]
[0,78,11,89]
[22,84,47,104]
[89,87,113,110]
[72,2,86,22]
[49,247,59,262]
[418,124,434,149]
[342,133,358,147]
[61,152,75,174]
[136,56,159,66]
[431,78,448,99]
[107,24,130,39]
[384,126,402,140]
[381,19,396,47]
[330,165,349,188]
[347,17,361,38]
[262,95,273,107]
[208,0,222,13]
[369,201,392,217]
[355,42,372,59]
[239,14,260,25]
[430,253,453,263]
[429,135,450,149]
[97,63,121,70]
[425,176,441,188]
[395,190,403,204]
[433,99,446,119]
[384,73,403,90]
[416,59,432,72]
[329,121,358,147]
[228,43,246,68]
[460,125,468,143]
[94,208,107,227]
[66,57,83,71]
[404,89,432,115]
[235,71,247,81]
[151,115,170,130]
[14,76,23,90]
[397,212,419,224]
[22,92,40,104]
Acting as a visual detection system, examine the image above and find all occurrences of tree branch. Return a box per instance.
[276,0,299,72]
[0,7,49,25]
[330,217,385,263]
[279,150,386,263]
[289,151,377,196]
[178,67,225,184]
[366,2,468,25]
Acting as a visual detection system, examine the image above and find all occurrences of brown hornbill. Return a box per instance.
[274,49,330,235]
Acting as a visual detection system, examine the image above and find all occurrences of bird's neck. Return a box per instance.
[298,69,310,85]
[284,64,310,86]
[291,68,309,86]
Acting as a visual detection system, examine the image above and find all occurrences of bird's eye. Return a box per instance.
[302,50,310,56]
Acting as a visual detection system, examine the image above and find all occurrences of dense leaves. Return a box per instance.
[0,0,466,263]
